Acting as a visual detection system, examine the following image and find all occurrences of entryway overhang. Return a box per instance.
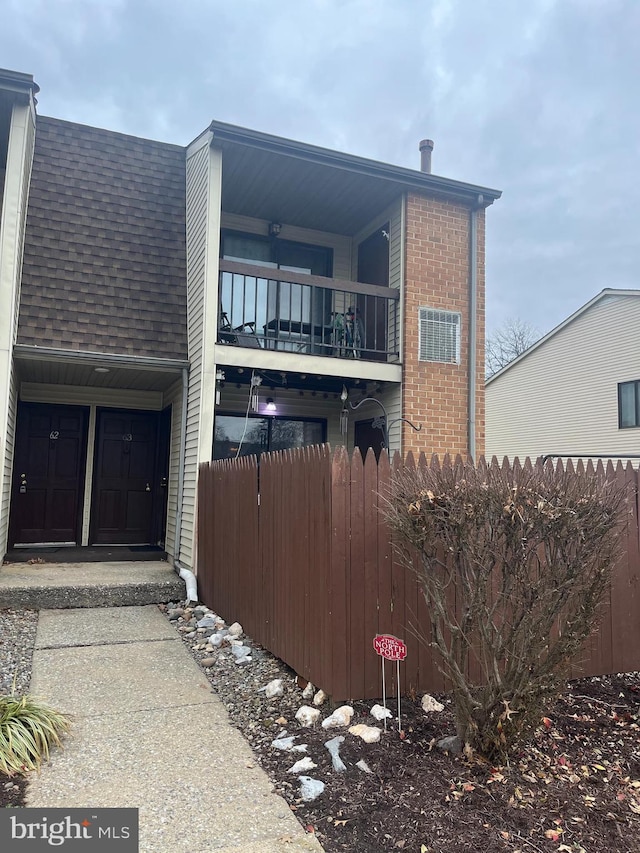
[13,345,189,393]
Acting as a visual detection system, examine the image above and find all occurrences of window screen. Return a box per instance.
[419,308,461,363]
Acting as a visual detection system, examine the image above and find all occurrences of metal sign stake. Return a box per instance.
[373,634,407,736]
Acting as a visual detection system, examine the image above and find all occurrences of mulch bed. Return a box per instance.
[2,605,639,853]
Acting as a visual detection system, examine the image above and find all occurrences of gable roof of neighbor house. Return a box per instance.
[18,116,188,360]
[202,120,502,236]
[486,289,640,385]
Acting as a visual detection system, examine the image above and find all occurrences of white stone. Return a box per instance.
[302,682,316,700]
[356,759,373,774]
[264,679,284,699]
[288,757,317,774]
[228,622,243,637]
[271,736,295,750]
[421,694,445,713]
[370,704,392,721]
[295,706,321,727]
[324,736,346,772]
[349,724,381,743]
[312,689,327,706]
[299,776,325,802]
[321,705,354,728]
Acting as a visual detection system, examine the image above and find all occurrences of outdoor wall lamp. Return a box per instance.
[266,397,277,412]
[268,222,282,237]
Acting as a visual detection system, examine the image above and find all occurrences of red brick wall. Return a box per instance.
[401,192,485,458]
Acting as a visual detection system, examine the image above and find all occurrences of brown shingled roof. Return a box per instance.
[18,117,187,360]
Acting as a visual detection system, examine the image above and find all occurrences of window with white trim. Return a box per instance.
[418,308,461,364]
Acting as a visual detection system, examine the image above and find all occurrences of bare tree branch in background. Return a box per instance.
[486,319,539,378]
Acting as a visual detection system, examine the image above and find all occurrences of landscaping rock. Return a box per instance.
[288,756,317,774]
[324,736,347,772]
[313,689,327,706]
[299,776,325,802]
[322,705,354,728]
[437,735,463,754]
[349,724,381,743]
[295,706,321,727]
[302,681,316,700]
[264,679,284,699]
[228,622,243,637]
[371,704,393,721]
[422,694,445,713]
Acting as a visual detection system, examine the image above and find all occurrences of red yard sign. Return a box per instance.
[373,634,407,661]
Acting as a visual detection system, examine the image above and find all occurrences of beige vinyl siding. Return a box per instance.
[221,213,352,280]
[11,110,35,346]
[183,138,222,570]
[162,378,183,561]
[0,367,18,556]
[380,383,402,453]
[486,294,640,462]
[183,141,209,569]
[0,101,36,559]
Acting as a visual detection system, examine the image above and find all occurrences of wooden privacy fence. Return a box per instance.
[197,446,640,702]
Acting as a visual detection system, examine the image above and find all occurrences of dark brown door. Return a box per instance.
[354,418,385,462]
[357,225,390,360]
[10,403,88,545]
[91,410,163,545]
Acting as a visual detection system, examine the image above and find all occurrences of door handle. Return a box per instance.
[20,473,27,494]
[160,477,168,488]
[145,483,151,492]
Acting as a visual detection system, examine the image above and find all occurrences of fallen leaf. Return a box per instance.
[544,828,563,841]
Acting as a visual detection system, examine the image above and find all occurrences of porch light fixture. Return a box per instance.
[266,397,277,412]
[268,222,282,238]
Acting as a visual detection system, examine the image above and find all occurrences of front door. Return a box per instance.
[10,403,88,546]
[91,409,164,545]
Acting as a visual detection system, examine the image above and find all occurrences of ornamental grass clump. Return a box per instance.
[0,693,70,775]
[385,456,627,761]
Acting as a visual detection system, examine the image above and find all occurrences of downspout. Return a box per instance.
[173,366,197,602]
[468,194,483,461]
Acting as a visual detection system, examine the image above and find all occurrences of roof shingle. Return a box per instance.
[18,117,187,360]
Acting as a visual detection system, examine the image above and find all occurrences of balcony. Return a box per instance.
[217,260,400,362]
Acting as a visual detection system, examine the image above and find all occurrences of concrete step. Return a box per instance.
[0,561,186,609]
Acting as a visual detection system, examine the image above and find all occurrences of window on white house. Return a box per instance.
[618,381,640,428]
[418,308,461,363]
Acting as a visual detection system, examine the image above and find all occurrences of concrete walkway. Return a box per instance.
[26,605,323,853]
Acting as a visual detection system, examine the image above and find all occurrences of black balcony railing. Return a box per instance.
[217,260,400,361]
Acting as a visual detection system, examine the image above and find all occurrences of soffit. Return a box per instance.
[14,353,184,393]
[216,142,403,235]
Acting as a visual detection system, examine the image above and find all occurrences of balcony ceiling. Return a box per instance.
[209,121,500,236]
[217,142,403,235]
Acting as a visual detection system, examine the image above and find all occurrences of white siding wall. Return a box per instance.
[486,294,640,462]
[0,100,36,558]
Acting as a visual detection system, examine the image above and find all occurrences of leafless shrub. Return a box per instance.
[385,457,627,760]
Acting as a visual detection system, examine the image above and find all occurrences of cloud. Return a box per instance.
[1,0,638,336]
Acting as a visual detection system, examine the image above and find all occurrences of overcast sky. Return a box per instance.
[2,0,638,338]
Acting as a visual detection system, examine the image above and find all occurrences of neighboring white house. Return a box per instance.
[486,289,640,464]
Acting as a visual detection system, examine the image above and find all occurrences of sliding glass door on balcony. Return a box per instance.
[221,232,332,353]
